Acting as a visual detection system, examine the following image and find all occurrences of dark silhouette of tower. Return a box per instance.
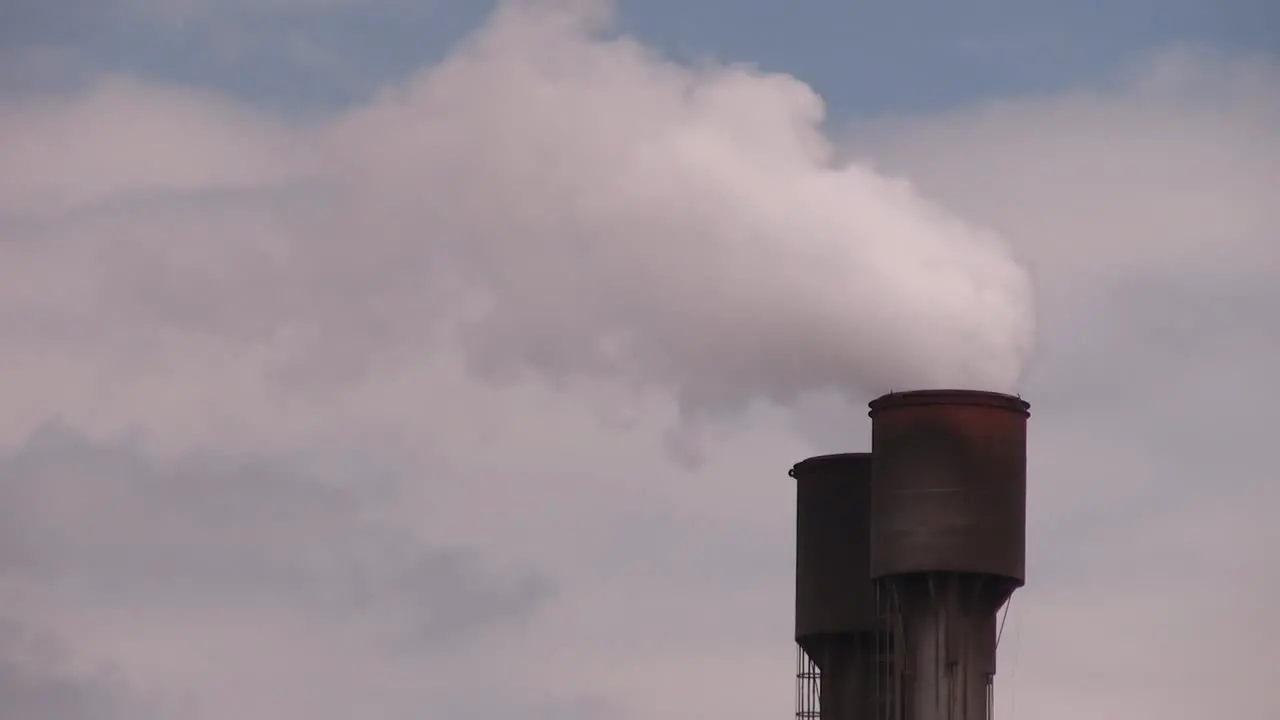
[789,453,884,720]
[787,390,1029,720]
[869,390,1029,720]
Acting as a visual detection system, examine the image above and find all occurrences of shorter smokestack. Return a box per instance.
[790,453,883,720]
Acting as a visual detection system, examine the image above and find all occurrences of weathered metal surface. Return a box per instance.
[791,452,886,720]
[791,452,878,638]
[867,390,1030,584]
[878,573,1009,720]
[801,633,882,720]
[867,390,1032,720]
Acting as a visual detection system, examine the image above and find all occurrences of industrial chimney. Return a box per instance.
[789,453,885,720]
[868,390,1030,720]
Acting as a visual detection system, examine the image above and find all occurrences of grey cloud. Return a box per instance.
[0,426,552,654]
[524,695,620,720]
[425,692,622,720]
[0,617,158,720]
[387,547,552,651]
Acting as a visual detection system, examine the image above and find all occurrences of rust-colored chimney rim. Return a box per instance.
[787,452,870,479]
[868,389,1030,418]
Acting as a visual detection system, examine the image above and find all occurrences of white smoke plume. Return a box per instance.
[326,0,1038,416]
[2,0,1037,437]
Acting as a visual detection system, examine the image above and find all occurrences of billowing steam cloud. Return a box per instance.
[324,0,1036,415]
[3,0,1036,436]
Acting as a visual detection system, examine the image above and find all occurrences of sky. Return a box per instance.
[1,1,1278,719]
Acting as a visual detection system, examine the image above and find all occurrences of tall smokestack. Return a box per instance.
[789,453,884,720]
[868,390,1029,720]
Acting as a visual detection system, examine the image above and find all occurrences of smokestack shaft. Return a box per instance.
[816,634,879,719]
[885,574,999,720]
